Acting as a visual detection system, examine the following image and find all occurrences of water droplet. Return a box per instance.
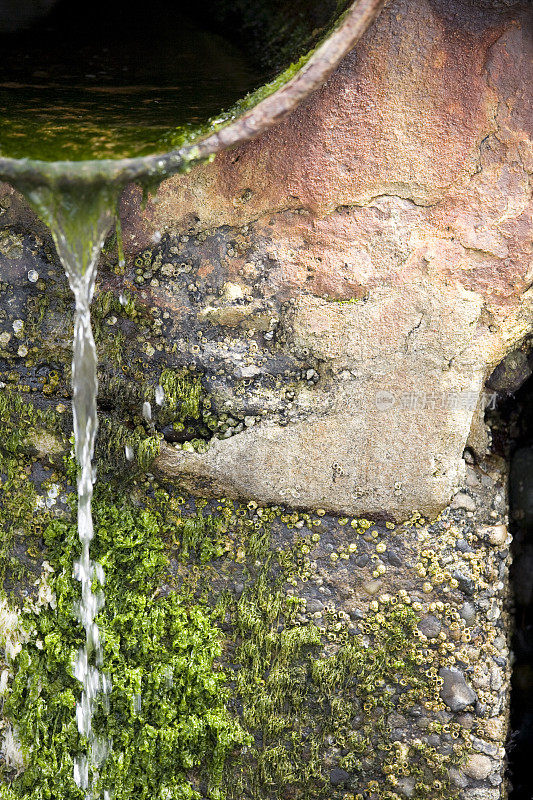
[28,269,39,283]
[155,385,164,405]
[163,665,173,688]
[94,563,105,585]
[142,401,151,422]
[124,444,134,461]
[74,754,89,789]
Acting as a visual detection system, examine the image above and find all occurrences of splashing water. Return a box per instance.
[19,179,120,797]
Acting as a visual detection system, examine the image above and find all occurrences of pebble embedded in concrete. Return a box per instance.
[464,753,493,781]
[439,667,477,712]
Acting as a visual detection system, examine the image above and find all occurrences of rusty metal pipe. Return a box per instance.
[0,0,387,187]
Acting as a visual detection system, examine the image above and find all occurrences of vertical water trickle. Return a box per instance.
[17,178,120,797]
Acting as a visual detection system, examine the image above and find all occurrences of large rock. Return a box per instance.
[439,667,477,712]
[156,272,487,516]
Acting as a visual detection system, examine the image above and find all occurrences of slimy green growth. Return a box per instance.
[0,492,249,799]
[0,389,472,800]
[0,5,261,162]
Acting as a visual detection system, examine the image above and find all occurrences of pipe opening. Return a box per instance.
[0,0,349,161]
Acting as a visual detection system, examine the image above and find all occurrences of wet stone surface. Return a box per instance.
[0,222,319,442]
[0,0,528,792]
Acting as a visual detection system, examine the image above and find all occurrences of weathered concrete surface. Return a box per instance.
[126,0,533,520]
[0,0,531,521]
[156,267,488,516]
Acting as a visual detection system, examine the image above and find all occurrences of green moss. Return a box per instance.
[170,517,469,800]
[91,290,151,370]
[156,368,217,452]
[0,390,470,800]
[0,489,249,800]
[179,513,227,563]
[92,290,148,328]
[228,579,464,800]
[0,388,64,587]
[94,417,161,478]
[163,0,353,155]
[327,297,365,305]
[24,294,51,342]
[160,369,203,422]
[0,390,246,798]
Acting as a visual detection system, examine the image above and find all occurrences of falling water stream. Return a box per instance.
[0,11,261,786]
[20,182,120,796]
[1,28,267,779]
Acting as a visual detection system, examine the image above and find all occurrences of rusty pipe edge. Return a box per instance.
[0,0,388,189]
[194,0,389,156]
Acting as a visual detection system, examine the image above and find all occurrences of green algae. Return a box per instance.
[0,0,340,165]
[0,390,248,799]
[200,0,351,73]
[172,507,470,800]
[227,576,467,800]
[0,0,351,174]
[0,389,64,588]
[94,418,161,478]
[0,492,249,799]
[159,369,203,423]
[0,5,261,163]
[0,388,474,800]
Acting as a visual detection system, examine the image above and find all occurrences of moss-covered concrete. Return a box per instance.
[0,378,511,800]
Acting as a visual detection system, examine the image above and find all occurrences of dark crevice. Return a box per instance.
[488,345,533,800]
